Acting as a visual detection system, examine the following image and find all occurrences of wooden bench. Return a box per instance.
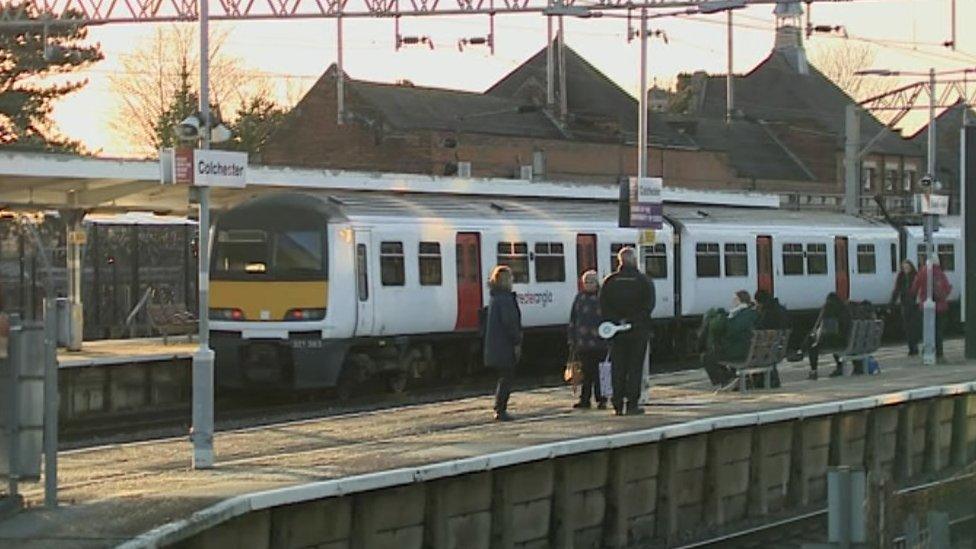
[147,303,197,344]
[720,329,791,393]
[836,319,884,376]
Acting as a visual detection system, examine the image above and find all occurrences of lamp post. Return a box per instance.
[544,0,744,404]
[191,0,215,469]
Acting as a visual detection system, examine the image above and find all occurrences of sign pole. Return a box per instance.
[921,68,937,366]
[191,0,215,469]
[964,111,976,358]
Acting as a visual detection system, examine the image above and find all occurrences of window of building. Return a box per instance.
[856,243,876,274]
[938,244,955,271]
[891,243,898,272]
[643,243,667,279]
[884,167,898,192]
[862,166,876,191]
[534,242,566,282]
[418,242,442,286]
[724,243,748,277]
[903,169,917,192]
[807,243,828,275]
[497,242,529,283]
[380,241,405,286]
[782,243,804,275]
[696,242,720,278]
[356,243,368,301]
[610,242,636,272]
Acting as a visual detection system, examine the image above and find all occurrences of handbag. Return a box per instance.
[815,317,840,341]
[563,352,584,385]
[598,351,613,399]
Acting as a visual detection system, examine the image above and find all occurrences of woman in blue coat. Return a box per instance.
[484,265,522,421]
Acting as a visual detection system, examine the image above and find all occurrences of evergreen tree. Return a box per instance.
[224,94,287,159]
[155,59,199,150]
[0,7,102,152]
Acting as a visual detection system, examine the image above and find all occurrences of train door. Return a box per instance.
[834,236,850,301]
[353,230,374,336]
[455,232,483,330]
[576,233,597,290]
[756,235,774,296]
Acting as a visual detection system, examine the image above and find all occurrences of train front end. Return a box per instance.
[209,194,346,390]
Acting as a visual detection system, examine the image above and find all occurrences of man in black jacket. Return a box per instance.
[600,247,655,416]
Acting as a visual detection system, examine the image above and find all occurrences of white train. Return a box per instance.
[208,191,962,393]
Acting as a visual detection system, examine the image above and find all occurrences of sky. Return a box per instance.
[50,0,976,157]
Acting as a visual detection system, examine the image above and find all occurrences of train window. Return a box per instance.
[891,243,898,272]
[938,244,955,271]
[610,243,635,272]
[723,243,748,277]
[534,242,565,283]
[380,241,405,286]
[917,244,927,266]
[497,242,529,284]
[857,244,876,274]
[782,243,804,275]
[643,243,667,279]
[418,242,442,286]
[356,244,368,301]
[695,243,720,278]
[807,243,828,275]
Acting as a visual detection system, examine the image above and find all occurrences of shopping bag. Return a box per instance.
[867,356,881,375]
[598,351,613,399]
[563,353,584,385]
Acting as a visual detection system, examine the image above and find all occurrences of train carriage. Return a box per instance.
[207,190,959,393]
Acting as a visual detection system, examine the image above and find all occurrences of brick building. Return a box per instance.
[910,101,974,214]
[262,45,823,193]
[262,4,923,207]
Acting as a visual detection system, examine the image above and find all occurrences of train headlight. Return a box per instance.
[284,308,326,321]
[209,308,245,321]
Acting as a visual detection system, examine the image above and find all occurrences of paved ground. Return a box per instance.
[2,340,974,548]
[58,338,195,369]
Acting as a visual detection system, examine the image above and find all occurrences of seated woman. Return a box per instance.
[702,290,758,387]
[804,292,852,380]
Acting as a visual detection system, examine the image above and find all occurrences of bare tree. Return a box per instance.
[809,41,892,102]
[108,25,262,157]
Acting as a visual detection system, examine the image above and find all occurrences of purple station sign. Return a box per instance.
[625,176,663,229]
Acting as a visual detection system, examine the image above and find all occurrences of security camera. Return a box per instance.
[919,175,933,189]
[176,115,202,141]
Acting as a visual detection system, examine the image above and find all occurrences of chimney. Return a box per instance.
[773,1,808,75]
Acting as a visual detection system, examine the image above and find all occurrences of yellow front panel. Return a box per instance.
[211,280,328,321]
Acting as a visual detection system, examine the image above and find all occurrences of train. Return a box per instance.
[207,191,962,394]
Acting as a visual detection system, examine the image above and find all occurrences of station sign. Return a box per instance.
[619,177,663,229]
[160,148,247,188]
[916,193,949,216]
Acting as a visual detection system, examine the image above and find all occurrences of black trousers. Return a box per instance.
[494,368,513,412]
[610,333,648,412]
[577,349,606,405]
[702,351,733,386]
[901,304,920,355]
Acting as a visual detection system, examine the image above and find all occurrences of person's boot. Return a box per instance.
[572,400,591,409]
[494,410,513,422]
[596,400,608,410]
[625,402,645,415]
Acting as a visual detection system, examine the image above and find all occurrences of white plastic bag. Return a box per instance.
[598,351,613,399]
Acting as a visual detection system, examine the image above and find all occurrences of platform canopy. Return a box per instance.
[0,151,780,215]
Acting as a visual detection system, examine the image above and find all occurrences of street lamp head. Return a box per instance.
[176,115,202,141]
[854,69,897,77]
[698,0,747,15]
[542,4,594,17]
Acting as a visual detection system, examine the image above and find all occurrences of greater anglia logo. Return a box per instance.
[517,290,554,308]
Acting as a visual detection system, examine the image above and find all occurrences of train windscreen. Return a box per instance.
[213,228,326,280]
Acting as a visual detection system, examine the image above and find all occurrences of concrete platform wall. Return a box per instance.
[59,360,189,425]
[165,390,976,549]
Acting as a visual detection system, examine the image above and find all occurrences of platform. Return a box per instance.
[2,340,975,548]
[58,338,196,369]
